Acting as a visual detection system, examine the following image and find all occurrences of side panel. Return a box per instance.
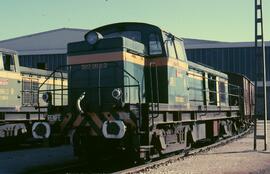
[145,58,189,105]
[168,65,189,105]
[188,69,204,106]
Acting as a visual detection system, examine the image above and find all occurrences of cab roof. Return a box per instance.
[90,22,162,35]
[0,48,17,55]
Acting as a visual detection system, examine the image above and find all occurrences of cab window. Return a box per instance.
[149,33,162,55]
[174,38,187,61]
[165,38,177,58]
[3,54,16,72]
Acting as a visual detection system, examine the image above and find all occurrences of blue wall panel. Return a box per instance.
[186,46,270,81]
[19,54,66,71]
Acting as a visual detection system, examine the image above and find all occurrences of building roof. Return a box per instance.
[0,28,89,55]
[0,28,268,55]
[185,40,270,49]
[0,48,18,55]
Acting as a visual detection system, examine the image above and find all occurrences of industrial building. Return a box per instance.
[0,28,269,117]
[0,28,88,70]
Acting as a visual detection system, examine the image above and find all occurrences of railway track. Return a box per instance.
[116,128,252,174]
[33,127,251,174]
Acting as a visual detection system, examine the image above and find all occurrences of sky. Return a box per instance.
[0,0,269,42]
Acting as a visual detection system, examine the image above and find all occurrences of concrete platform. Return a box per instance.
[144,120,270,174]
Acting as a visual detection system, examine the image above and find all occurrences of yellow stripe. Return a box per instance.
[146,57,188,70]
[124,51,145,66]
[0,71,21,80]
[68,51,145,66]
[188,71,203,80]
[69,52,190,70]
[0,71,67,87]
[167,58,188,70]
[39,78,68,86]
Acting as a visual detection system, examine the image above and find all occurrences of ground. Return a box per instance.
[143,121,270,174]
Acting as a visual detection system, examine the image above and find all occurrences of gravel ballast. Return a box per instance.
[143,121,270,174]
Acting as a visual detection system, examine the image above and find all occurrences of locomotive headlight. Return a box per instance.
[112,88,122,100]
[85,31,103,45]
[42,92,51,103]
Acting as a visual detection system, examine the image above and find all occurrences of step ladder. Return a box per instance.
[253,0,268,151]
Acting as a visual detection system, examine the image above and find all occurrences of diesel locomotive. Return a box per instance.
[0,48,67,142]
[43,22,254,163]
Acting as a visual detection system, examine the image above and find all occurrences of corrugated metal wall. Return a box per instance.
[186,47,270,81]
[19,54,67,71]
[19,47,270,81]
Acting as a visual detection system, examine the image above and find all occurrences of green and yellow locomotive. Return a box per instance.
[50,22,254,162]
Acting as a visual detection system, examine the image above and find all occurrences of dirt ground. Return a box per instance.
[143,121,270,174]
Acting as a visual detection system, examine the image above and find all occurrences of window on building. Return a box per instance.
[37,62,47,70]
[149,33,162,55]
[3,54,15,72]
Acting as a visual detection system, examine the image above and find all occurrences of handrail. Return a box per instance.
[188,84,242,107]
[37,68,67,120]
[149,62,160,121]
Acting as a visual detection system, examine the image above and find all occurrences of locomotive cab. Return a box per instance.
[0,49,21,109]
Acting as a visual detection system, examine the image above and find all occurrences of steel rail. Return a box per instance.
[116,128,252,174]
